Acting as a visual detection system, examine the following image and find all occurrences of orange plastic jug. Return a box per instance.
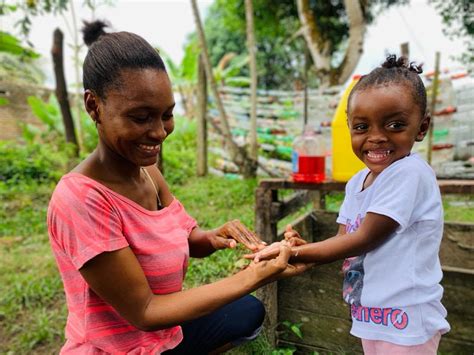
[331,75,366,182]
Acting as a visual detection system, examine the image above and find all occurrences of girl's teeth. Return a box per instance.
[367,150,390,159]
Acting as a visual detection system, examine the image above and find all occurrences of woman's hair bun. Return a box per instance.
[381,54,423,74]
[82,20,109,47]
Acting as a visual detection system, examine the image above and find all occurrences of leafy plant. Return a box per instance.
[281,320,304,339]
[0,31,39,57]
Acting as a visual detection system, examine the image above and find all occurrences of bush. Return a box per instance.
[163,117,197,185]
[0,141,72,187]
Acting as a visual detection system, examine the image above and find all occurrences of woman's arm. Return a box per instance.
[147,166,265,257]
[79,244,310,332]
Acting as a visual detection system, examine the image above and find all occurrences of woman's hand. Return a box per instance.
[210,220,267,252]
[246,243,313,286]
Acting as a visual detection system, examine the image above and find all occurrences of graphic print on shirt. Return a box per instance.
[342,214,366,306]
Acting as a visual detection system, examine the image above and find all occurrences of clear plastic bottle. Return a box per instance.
[291,125,326,183]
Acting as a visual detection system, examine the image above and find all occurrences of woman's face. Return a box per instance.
[88,68,175,167]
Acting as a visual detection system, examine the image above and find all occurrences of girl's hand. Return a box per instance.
[244,241,283,262]
[211,220,267,251]
[245,225,307,262]
[283,224,307,246]
[247,243,314,285]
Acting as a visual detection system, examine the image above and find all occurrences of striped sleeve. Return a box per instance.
[48,178,129,269]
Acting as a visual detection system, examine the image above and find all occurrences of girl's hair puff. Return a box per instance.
[81,20,166,99]
[348,54,427,117]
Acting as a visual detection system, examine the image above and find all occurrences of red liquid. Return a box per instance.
[292,155,326,183]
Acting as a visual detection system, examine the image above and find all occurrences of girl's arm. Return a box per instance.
[290,212,398,264]
[79,244,310,332]
[249,213,398,264]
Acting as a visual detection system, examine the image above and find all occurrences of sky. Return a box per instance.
[2,0,468,88]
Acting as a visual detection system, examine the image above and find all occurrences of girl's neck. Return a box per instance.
[362,171,379,190]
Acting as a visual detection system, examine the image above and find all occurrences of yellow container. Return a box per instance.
[331,75,366,182]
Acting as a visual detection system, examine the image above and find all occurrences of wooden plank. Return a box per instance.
[439,337,474,354]
[259,179,346,191]
[278,266,346,317]
[278,307,362,353]
[438,179,474,194]
[440,223,474,269]
[258,178,474,194]
[271,191,311,221]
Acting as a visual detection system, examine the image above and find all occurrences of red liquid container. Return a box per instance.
[292,125,326,183]
[292,156,325,182]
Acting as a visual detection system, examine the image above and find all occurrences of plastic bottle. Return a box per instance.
[291,125,326,183]
[331,75,366,181]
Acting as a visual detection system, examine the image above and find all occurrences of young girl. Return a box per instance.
[250,55,450,354]
[47,21,312,354]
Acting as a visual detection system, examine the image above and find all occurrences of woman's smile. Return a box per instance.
[137,143,161,155]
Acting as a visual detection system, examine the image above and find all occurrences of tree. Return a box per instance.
[245,0,258,162]
[297,0,365,86]
[429,0,474,66]
[197,0,411,89]
[190,0,257,177]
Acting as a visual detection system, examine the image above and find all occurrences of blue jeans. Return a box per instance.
[163,295,265,354]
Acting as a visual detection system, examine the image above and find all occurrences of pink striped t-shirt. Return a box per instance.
[47,173,197,354]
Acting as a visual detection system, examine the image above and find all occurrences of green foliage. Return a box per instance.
[23,94,97,154]
[1,0,69,40]
[0,31,39,57]
[282,320,303,339]
[429,0,474,65]
[27,95,62,132]
[195,0,409,89]
[203,0,304,89]
[0,97,9,105]
[162,117,198,185]
[0,141,70,186]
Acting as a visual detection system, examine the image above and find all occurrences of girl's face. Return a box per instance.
[86,68,175,167]
[347,84,429,177]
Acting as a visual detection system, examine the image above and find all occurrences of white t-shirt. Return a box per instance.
[337,153,450,345]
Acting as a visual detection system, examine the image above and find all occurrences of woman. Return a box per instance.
[47,20,310,354]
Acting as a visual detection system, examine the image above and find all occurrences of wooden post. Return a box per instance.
[427,52,441,165]
[400,42,409,58]
[303,44,310,127]
[51,28,78,155]
[255,187,279,346]
[245,0,258,162]
[197,54,208,176]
